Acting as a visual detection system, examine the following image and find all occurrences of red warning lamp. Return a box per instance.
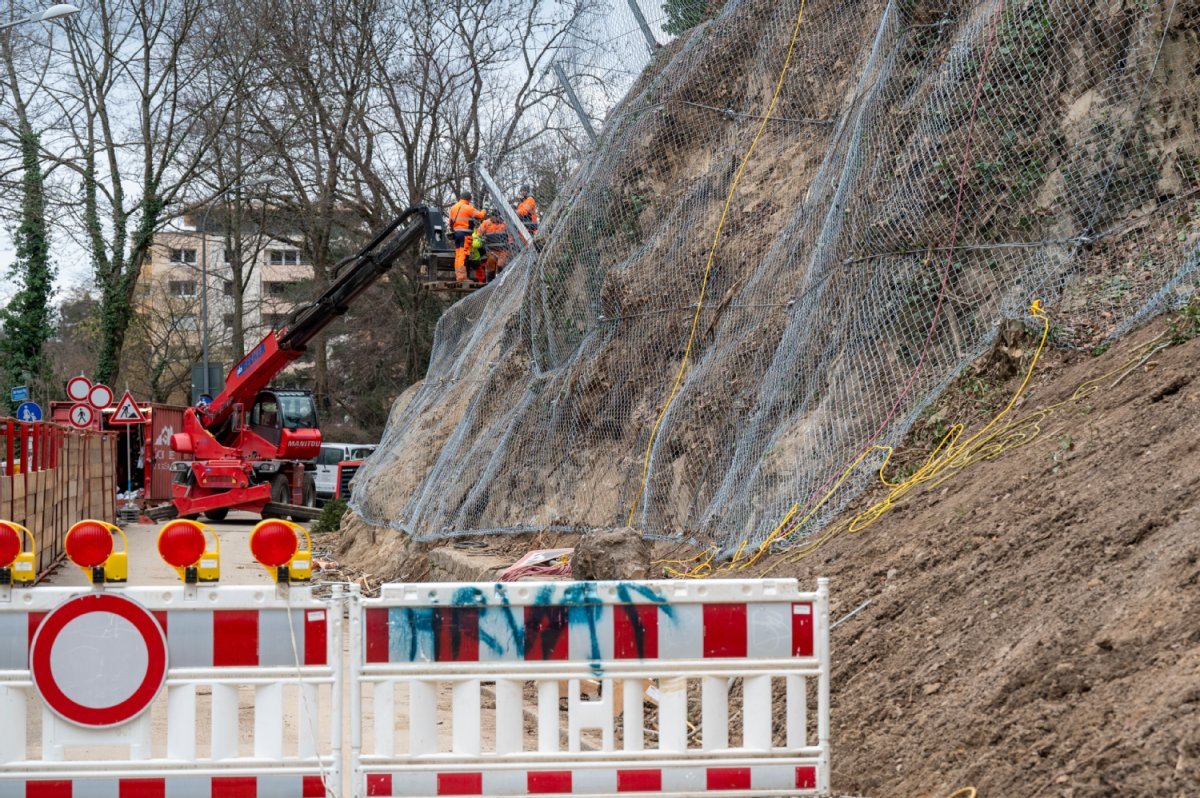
[158,520,207,568]
[0,523,20,568]
[66,521,114,568]
[250,520,298,569]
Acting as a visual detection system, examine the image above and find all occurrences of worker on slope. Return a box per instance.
[479,210,511,283]
[515,185,538,237]
[469,223,487,283]
[448,190,486,282]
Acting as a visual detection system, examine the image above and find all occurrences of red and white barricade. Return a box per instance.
[0,584,342,797]
[350,578,829,797]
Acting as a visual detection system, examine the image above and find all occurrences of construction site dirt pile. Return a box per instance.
[761,318,1200,797]
[335,311,1199,793]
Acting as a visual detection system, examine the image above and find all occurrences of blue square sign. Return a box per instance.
[10,386,29,402]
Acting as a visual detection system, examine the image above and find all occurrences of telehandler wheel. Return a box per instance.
[261,475,291,519]
[292,475,317,522]
[204,508,229,522]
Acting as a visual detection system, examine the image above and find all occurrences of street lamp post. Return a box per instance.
[0,4,80,31]
[198,179,269,397]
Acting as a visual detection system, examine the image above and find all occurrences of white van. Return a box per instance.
[314,443,376,500]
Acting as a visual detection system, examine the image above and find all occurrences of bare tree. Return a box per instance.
[232,0,380,411]
[42,0,238,384]
[124,276,232,403]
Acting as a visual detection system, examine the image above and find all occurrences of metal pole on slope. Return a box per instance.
[476,164,531,253]
[550,62,599,146]
[625,0,660,55]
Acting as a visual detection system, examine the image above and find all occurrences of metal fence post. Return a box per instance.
[626,0,660,55]
[477,164,532,251]
[551,62,599,146]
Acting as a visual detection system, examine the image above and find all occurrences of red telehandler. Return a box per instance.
[147,205,455,522]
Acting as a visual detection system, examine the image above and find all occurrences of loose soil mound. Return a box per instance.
[761,315,1200,797]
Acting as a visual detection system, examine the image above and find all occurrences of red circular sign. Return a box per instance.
[31,593,167,727]
[88,383,114,409]
[66,375,92,402]
[67,403,95,429]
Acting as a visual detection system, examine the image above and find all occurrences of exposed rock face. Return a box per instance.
[570,527,650,581]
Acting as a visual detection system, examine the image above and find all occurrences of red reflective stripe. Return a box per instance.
[29,783,71,798]
[28,611,45,648]
[703,604,748,658]
[437,773,482,795]
[792,602,814,657]
[528,771,573,793]
[302,775,327,797]
[119,778,165,798]
[617,770,662,791]
[435,608,479,662]
[365,607,390,663]
[706,767,751,790]
[795,766,817,789]
[213,610,258,666]
[366,774,392,796]
[524,605,569,661]
[212,777,256,797]
[614,604,658,660]
[305,610,327,666]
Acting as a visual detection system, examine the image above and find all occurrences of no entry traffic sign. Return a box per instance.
[30,593,168,727]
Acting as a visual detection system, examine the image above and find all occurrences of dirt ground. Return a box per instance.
[749,314,1200,797]
[338,309,1200,797]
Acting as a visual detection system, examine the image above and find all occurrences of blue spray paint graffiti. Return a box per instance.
[383,581,675,664]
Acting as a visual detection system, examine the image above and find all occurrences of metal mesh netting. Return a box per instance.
[351,0,1200,545]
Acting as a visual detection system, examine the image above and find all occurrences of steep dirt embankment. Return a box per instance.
[347,0,1200,549]
[763,314,1200,796]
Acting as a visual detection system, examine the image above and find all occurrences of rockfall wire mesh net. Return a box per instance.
[351,0,1200,547]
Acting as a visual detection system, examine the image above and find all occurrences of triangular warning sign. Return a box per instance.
[109,391,147,425]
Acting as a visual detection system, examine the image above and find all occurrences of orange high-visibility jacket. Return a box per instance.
[479,219,510,250]
[516,195,538,224]
[448,199,486,231]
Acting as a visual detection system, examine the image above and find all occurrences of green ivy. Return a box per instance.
[0,129,55,407]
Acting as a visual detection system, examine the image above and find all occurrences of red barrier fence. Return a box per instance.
[0,418,117,578]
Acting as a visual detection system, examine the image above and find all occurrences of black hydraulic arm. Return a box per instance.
[278,205,451,351]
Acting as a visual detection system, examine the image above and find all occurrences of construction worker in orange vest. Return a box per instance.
[515,185,538,236]
[448,190,486,281]
[479,210,511,283]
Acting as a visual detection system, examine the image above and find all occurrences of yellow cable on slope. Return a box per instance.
[658,300,1058,577]
[751,317,1172,577]
[627,0,811,528]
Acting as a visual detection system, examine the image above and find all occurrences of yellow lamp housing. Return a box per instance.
[156,519,222,583]
[290,523,314,582]
[197,530,221,583]
[105,525,128,583]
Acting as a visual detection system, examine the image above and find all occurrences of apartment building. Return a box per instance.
[135,220,314,403]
